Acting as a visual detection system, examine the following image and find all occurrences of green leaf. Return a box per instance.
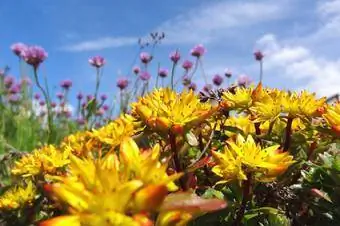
[202,188,225,200]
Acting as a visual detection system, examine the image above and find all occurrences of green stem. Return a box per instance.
[232,173,253,226]
[33,68,53,143]
[283,117,294,152]
[169,132,186,190]
[259,60,263,83]
[170,62,177,90]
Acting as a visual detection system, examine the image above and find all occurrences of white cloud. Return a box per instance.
[157,1,287,45]
[256,34,340,96]
[61,37,137,52]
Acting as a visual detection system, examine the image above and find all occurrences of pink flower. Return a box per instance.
[139,71,151,81]
[96,108,105,116]
[34,93,41,100]
[39,100,45,106]
[237,75,252,87]
[20,76,32,86]
[60,79,73,89]
[133,66,140,75]
[188,82,197,91]
[170,50,181,63]
[56,92,64,100]
[89,56,106,68]
[102,104,109,111]
[182,60,193,71]
[76,92,83,100]
[191,44,206,57]
[4,76,14,89]
[100,94,108,101]
[158,68,168,78]
[51,102,57,108]
[140,52,152,64]
[86,95,94,101]
[212,74,223,86]
[9,84,21,94]
[76,117,85,125]
[117,78,129,90]
[11,43,28,57]
[254,50,264,61]
[203,84,213,93]
[182,75,191,86]
[21,45,48,69]
[224,68,232,78]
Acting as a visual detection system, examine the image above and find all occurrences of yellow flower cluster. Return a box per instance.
[40,139,185,226]
[132,88,215,135]
[3,86,338,225]
[212,135,295,183]
[0,181,36,210]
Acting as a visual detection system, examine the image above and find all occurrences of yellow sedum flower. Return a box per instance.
[120,138,182,191]
[12,145,70,177]
[132,88,215,135]
[223,115,255,136]
[221,87,253,110]
[41,139,182,226]
[0,180,36,210]
[91,114,138,148]
[280,91,326,118]
[323,102,340,135]
[212,135,295,183]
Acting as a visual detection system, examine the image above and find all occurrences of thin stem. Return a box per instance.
[169,132,186,190]
[188,58,199,80]
[232,173,253,226]
[283,117,294,152]
[170,61,177,90]
[33,68,53,143]
[259,60,263,83]
[94,67,101,100]
[199,58,208,84]
[156,62,160,88]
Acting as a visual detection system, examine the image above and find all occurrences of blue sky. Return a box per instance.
[0,0,339,106]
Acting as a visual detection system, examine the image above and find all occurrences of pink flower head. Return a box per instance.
[182,60,193,71]
[182,75,191,86]
[224,68,232,78]
[60,102,66,108]
[212,74,223,86]
[21,45,48,69]
[4,76,14,88]
[63,110,72,118]
[117,78,129,90]
[51,102,57,108]
[56,92,64,100]
[34,93,41,100]
[8,95,20,104]
[102,104,109,111]
[86,94,94,101]
[191,44,206,58]
[9,84,21,94]
[170,50,181,63]
[96,108,105,116]
[100,94,108,101]
[20,76,32,86]
[188,82,197,91]
[203,84,213,93]
[237,75,252,87]
[158,68,168,78]
[139,71,151,81]
[11,43,28,57]
[89,56,106,68]
[60,79,73,90]
[76,92,83,100]
[133,66,140,75]
[140,52,152,64]
[39,100,45,106]
[76,117,85,125]
[254,50,264,61]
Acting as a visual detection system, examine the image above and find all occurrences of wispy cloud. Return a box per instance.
[256,33,340,97]
[156,1,288,44]
[61,37,137,52]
